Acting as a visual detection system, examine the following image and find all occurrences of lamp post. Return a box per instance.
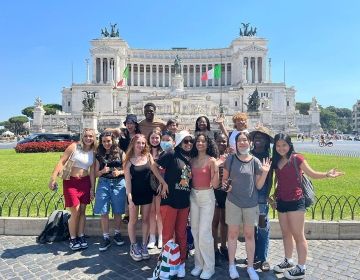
[219,54,224,116]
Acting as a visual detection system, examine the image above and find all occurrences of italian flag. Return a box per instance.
[201,64,221,81]
[117,66,129,87]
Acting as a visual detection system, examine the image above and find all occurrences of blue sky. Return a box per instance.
[1,0,359,121]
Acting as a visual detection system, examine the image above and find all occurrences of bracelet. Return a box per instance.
[325,172,330,178]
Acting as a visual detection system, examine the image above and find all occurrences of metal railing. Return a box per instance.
[0,192,359,220]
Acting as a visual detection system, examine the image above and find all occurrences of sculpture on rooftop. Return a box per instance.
[174,55,182,75]
[82,91,97,112]
[101,23,119,38]
[240,23,257,37]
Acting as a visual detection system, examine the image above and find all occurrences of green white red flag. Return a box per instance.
[201,64,221,80]
[117,66,129,87]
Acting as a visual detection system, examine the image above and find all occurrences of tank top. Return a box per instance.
[72,146,94,170]
[129,159,153,205]
[192,164,211,190]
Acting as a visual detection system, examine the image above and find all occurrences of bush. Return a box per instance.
[15,141,73,153]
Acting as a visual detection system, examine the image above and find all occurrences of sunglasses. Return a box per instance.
[182,139,194,144]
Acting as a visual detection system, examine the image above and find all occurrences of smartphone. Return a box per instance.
[53,182,58,192]
[222,178,232,191]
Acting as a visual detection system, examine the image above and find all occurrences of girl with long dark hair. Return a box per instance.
[94,131,126,251]
[271,133,343,279]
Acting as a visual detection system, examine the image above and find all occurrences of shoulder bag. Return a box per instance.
[58,148,76,181]
[292,155,315,208]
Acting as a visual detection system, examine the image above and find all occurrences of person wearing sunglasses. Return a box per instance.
[156,130,193,278]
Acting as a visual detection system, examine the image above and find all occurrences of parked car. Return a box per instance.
[17,133,79,145]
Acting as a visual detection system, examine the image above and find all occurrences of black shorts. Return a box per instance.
[276,197,306,213]
[214,188,227,209]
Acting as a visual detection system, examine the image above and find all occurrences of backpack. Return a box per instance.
[36,210,71,244]
[149,240,181,280]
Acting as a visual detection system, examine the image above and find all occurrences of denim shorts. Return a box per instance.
[276,197,306,213]
[94,177,126,215]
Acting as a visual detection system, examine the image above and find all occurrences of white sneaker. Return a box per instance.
[200,270,215,279]
[147,235,156,249]
[157,236,163,248]
[191,266,202,277]
[177,263,185,278]
[247,267,259,280]
[229,264,239,279]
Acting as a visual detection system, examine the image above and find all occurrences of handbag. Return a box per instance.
[292,155,316,208]
[58,149,76,180]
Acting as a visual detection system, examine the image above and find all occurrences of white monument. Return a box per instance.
[35,23,321,134]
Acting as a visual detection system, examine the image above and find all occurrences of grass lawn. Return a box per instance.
[0,149,359,219]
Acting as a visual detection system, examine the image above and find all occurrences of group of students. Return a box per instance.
[48,103,344,280]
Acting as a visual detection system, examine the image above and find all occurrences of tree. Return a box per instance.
[22,106,35,119]
[246,88,260,112]
[320,106,352,133]
[21,104,62,119]
[296,102,311,115]
[6,116,29,135]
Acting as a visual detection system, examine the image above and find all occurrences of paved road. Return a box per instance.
[0,236,359,279]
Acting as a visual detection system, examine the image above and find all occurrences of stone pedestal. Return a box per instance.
[82,112,98,133]
[31,106,45,133]
[171,74,184,96]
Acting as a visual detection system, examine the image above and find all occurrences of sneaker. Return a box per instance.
[99,237,111,251]
[199,270,215,279]
[78,236,88,249]
[122,214,129,224]
[157,237,163,249]
[130,243,142,261]
[283,265,305,280]
[141,243,150,259]
[191,266,202,277]
[147,235,156,249]
[69,238,81,251]
[219,246,229,261]
[113,233,125,246]
[215,250,221,267]
[229,264,239,279]
[177,262,186,278]
[273,258,295,273]
[247,267,259,280]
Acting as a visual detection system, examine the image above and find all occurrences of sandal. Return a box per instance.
[261,261,270,272]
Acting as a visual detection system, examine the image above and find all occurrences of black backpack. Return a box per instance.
[36,210,71,244]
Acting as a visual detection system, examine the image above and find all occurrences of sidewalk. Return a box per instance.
[0,236,359,279]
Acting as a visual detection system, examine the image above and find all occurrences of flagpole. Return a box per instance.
[126,55,132,114]
[219,53,224,116]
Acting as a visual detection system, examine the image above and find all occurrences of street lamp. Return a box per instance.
[126,55,133,114]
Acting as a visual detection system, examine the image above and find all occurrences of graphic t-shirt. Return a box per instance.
[157,150,191,209]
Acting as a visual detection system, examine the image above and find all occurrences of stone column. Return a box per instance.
[162,65,165,87]
[193,64,196,87]
[137,64,140,86]
[225,63,228,86]
[107,58,111,84]
[131,63,134,86]
[169,64,172,87]
[156,64,159,87]
[262,57,266,83]
[150,64,153,87]
[92,58,96,83]
[211,64,215,86]
[100,58,103,83]
[247,57,251,84]
[199,64,202,87]
[255,57,258,83]
[187,65,190,87]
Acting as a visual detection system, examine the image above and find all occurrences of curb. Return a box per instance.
[0,217,359,239]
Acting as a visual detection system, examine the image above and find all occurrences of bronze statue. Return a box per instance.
[110,23,117,37]
[82,91,97,112]
[174,55,182,75]
[100,24,119,38]
[239,22,257,37]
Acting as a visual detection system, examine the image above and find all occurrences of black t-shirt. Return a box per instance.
[157,150,191,209]
[96,152,124,179]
